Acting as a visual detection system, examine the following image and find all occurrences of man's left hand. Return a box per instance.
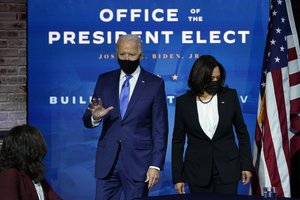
[145,168,160,189]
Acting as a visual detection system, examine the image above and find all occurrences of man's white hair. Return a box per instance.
[116,34,142,53]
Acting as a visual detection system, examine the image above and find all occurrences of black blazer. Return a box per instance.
[172,88,253,186]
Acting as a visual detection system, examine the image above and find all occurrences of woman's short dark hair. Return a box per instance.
[188,55,226,95]
[0,124,47,182]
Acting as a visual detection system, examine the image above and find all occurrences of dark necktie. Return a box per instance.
[119,74,132,118]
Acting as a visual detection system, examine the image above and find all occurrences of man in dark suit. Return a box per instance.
[82,34,168,200]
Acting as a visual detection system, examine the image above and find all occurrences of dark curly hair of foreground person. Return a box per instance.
[0,124,62,200]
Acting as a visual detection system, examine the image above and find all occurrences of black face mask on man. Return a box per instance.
[118,58,140,74]
[204,80,221,95]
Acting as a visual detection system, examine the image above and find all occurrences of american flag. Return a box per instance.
[251,0,300,197]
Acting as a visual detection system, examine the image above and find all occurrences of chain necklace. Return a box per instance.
[198,94,215,104]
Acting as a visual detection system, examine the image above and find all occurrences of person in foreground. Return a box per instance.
[172,55,253,195]
[82,34,168,200]
[0,124,62,200]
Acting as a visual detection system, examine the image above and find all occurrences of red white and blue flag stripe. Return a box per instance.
[251,0,300,197]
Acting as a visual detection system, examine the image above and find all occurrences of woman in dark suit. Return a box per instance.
[172,55,253,195]
[0,124,62,200]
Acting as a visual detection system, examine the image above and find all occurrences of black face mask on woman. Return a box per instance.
[204,80,221,95]
[118,58,140,74]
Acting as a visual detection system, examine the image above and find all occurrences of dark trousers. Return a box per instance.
[95,149,148,200]
[189,161,238,195]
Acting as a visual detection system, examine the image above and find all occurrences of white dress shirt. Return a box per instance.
[196,95,219,139]
[119,66,141,100]
[33,181,44,200]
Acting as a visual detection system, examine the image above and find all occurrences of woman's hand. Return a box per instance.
[175,182,186,194]
[242,170,252,185]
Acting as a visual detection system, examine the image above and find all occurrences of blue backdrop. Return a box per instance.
[28,1,269,199]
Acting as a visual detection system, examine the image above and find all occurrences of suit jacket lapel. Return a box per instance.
[110,70,121,119]
[121,69,146,120]
[187,94,211,140]
[189,95,202,131]
[213,92,226,139]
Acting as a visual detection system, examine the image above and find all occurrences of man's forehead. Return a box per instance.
[118,43,138,51]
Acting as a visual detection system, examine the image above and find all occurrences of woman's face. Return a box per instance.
[210,66,221,82]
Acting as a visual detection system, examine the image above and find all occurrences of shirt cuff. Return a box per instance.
[149,166,160,171]
[91,116,101,126]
